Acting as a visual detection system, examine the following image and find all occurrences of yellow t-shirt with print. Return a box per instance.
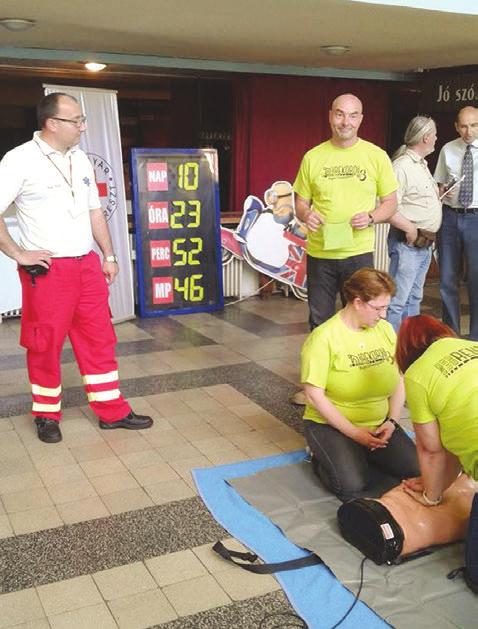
[293,139,397,259]
[301,313,399,426]
[405,337,478,480]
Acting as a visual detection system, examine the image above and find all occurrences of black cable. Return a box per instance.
[329,556,367,629]
[258,557,367,629]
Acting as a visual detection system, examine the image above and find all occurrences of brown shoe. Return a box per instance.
[35,417,62,443]
[99,411,153,430]
[289,390,307,406]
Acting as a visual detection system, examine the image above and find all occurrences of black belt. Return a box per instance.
[445,205,478,214]
[54,254,88,259]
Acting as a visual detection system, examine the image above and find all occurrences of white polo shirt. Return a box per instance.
[0,132,101,256]
[434,137,478,209]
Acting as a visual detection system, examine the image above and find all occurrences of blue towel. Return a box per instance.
[193,450,387,628]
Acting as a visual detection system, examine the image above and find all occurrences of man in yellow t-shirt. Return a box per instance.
[294,94,398,330]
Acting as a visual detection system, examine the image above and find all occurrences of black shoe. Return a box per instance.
[99,411,153,430]
[35,417,62,443]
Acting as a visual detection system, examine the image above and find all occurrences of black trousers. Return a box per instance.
[304,420,420,502]
[306,252,374,330]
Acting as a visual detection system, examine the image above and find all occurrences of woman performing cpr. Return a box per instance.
[396,314,478,592]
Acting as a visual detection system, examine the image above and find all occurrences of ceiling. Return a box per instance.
[0,0,475,78]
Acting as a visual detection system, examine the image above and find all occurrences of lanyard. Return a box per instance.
[34,140,75,199]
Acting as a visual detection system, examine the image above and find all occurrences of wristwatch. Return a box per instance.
[382,417,400,429]
[105,255,118,263]
[367,212,375,226]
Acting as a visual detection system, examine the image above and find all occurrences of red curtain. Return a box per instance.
[230,75,391,212]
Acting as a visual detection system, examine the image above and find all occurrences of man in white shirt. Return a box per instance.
[0,92,153,443]
[434,106,478,340]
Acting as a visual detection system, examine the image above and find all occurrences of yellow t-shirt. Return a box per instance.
[293,139,397,259]
[301,313,399,426]
[405,337,478,480]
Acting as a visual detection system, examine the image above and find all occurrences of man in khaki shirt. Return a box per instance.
[386,116,442,331]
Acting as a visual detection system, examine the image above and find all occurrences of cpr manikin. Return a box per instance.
[338,474,478,564]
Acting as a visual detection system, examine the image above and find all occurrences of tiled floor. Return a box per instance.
[0,280,466,628]
[0,289,311,629]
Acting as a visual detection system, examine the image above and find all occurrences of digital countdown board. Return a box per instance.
[131,149,224,317]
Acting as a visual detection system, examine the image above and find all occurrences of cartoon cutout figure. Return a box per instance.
[236,181,306,272]
[264,180,307,240]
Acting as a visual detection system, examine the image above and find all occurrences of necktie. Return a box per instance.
[458,144,474,208]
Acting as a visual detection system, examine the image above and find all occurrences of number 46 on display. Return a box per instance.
[174,274,204,302]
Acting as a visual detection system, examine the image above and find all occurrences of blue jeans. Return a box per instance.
[386,228,432,332]
[437,206,478,339]
[304,420,419,502]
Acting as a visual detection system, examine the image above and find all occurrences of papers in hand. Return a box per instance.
[439,175,465,201]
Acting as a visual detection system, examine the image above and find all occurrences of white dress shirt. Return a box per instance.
[0,132,101,256]
[434,137,478,208]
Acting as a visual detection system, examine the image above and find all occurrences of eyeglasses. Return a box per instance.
[52,116,87,127]
[363,301,389,313]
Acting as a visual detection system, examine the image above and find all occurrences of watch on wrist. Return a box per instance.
[368,212,375,226]
[105,255,118,263]
[382,417,400,429]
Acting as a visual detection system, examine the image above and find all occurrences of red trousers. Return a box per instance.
[19,251,131,423]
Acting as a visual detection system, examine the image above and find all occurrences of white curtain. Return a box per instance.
[43,84,135,322]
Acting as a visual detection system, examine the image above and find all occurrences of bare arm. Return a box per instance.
[388,211,418,244]
[89,208,118,284]
[294,193,324,232]
[388,375,405,420]
[0,215,52,268]
[373,375,405,442]
[405,421,461,501]
[303,383,388,449]
[350,191,398,229]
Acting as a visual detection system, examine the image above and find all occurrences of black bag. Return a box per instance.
[464,493,478,593]
[21,264,49,285]
[337,498,404,565]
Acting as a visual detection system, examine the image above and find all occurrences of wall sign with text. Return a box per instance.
[421,74,478,112]
[131,148,224,317]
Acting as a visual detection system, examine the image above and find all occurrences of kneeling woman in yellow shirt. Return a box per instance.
[301,268,419,501]
[396,314,478,592]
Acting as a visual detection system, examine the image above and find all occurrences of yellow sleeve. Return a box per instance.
[293,153,312,201]
[301,329,331,389]
[405,376,436,424]
[377,150,398,198]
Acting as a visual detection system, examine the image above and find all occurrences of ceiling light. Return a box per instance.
[0,18,36,31]
[84,62,107,72]
[320,45,351,56]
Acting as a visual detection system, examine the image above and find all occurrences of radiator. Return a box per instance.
[374,223,390,272]
[0,308,21,323]
[222,254,259,298]
[222,254,242,297]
